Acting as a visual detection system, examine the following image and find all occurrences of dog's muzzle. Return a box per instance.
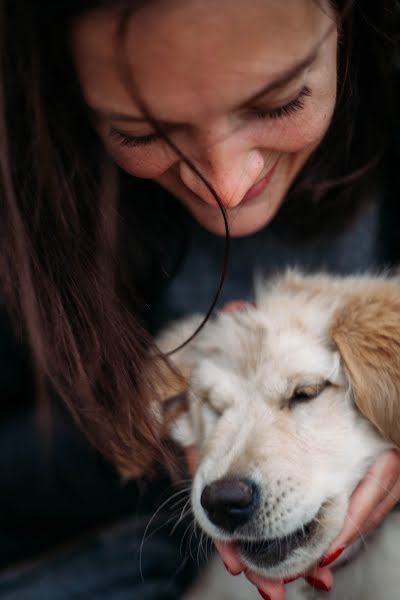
[239,518,317,568]
[200,477,323,570]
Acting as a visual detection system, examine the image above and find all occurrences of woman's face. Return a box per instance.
[72,0,338,237]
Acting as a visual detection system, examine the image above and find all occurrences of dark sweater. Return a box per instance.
[0,166,399,570]
[158,189,400,324]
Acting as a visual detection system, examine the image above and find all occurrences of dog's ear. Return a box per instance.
[330,290,400,448]
[155,314,205,396]
[155,315,205,447]
[117,317,204,479]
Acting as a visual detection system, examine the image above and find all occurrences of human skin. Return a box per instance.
[71,0,338,237]
[70,1,400,597]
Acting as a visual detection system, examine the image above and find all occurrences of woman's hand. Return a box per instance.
[185,448,400,600]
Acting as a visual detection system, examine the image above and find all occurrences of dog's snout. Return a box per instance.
[200,478,259,532]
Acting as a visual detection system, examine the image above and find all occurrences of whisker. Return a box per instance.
[170,504,193,536]
[188,522,198,561]
[180,520,195,556]
[139,486,193,580]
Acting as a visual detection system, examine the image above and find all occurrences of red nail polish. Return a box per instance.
[319,546,346,568]
[305,576,331,592]
[223,562,240,576]
[258,590,272,600]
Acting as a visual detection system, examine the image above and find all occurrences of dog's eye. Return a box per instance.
[290,384,327,404]
[201,390,224,416]
[291,390,316,403]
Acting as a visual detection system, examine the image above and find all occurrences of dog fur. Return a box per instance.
[157,270,400,599]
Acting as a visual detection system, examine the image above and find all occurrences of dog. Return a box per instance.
[157,270,400,599]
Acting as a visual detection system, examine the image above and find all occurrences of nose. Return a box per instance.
[200,478,259,533]
[179,147,264,209]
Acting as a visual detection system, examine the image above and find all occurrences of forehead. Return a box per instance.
[71,0,334,122]
[194,308,334,397]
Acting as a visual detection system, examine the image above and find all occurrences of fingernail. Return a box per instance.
[305,576,331,592]
[258,590,271,600]
[283,574,301,584]
[223,562,241,576]
[319,546,346,568]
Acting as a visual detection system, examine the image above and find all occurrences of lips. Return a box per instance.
[242,158,280,204]
[239,518,317,568]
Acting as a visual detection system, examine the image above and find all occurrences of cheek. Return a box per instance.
[201,407,221,443]
[296,401,354,469]
[255,102,336,156]
[100,136,177,179]
[253,68,337,155]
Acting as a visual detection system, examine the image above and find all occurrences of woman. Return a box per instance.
[0,1,399,598]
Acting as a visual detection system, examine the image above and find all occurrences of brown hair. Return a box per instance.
[276,0,400,236]
[0,0,398,476]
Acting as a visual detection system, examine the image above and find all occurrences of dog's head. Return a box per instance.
[157,271,400,579]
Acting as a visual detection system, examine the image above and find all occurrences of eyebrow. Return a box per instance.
[242,47,318,105]
[93,47,318,125]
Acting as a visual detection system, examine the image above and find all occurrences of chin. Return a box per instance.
[197,219,265,238]
[192,202,282,237]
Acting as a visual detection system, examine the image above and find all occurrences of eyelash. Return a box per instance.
[109,130,160,148]
[289,380,331,407]
[109,85,312,149]
[254,85,312,120]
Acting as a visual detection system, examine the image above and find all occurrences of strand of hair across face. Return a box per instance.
[115,8,231,356]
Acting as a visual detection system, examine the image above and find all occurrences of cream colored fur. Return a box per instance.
[157,270,400,599]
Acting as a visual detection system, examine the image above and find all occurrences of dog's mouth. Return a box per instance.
[239,517,318,568]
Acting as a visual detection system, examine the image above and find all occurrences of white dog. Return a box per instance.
[157,271,400,600]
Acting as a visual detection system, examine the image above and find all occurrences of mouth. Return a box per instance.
[239,517,318,568]
[241,157,281,204]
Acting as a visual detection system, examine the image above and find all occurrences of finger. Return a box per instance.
[245,571,286,600]
[184,446,199,477]
[305,566,334,592]
[326,450,400,551]
[362,472,400,533]
[220,301,255,313]
[215,540,287,600]
[214,540,244,575]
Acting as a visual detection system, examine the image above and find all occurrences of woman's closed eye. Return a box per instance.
[252,85,311,121]
[107,85,312,149]
[108,129,160,149]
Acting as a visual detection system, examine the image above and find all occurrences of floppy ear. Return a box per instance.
[155,314,205,447]
[155,314,205,398]
[117,316,204,479]
[330,290,400,449]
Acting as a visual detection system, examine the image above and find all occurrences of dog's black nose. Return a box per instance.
[200,478,258,532]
